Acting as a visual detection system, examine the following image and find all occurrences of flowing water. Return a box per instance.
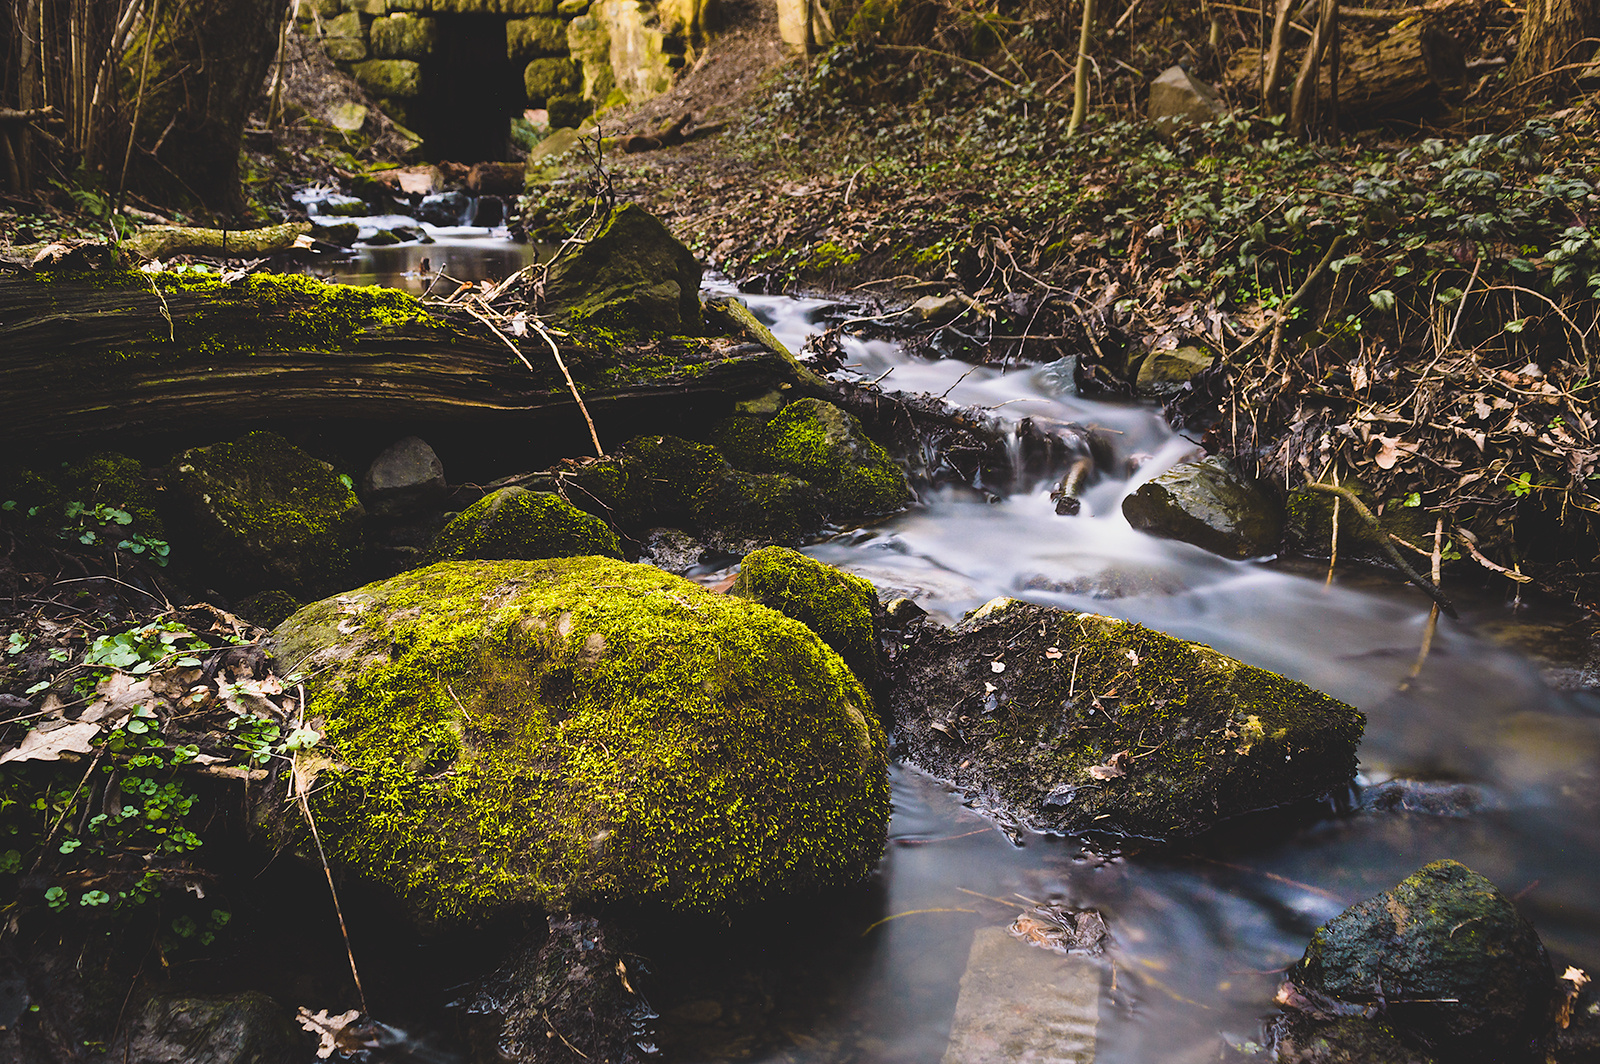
[322,243,1600,1062]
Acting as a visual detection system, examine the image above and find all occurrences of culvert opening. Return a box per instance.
[412,14,524,163]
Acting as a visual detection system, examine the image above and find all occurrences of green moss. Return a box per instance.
[731,546,879,692]
[801,240,862,271]
[430,487,621,561]
[271,557,889,922]
[712,399,912,519]
[897,598,1365,839]
[693,470,826,550]
[167,431,364,597]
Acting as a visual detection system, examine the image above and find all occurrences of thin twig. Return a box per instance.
[1231,235,1348,361]
[1303,482,1457,617]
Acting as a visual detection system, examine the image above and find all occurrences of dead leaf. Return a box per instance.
[1086,750,1129,780]
[1557,966,1590,1028]
[0,720,100,763]
[1045,646,1062,659]
[1372,435,1419,470]
[1009,907,1107,955]
[297,1007,361,1060]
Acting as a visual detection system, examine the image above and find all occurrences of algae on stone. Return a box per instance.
[430,486,621,560]
[541,204,702,334]
[713,399,912,519]
[731,546,879,692]
[891,597,1364,840]
[166,431,364,598]
[270,557,889,921]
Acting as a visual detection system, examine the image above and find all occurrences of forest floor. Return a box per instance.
[542,0,1600,607]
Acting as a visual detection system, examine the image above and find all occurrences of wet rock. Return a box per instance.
[1358,778,1496,818]
[270,557,888,921]
[1267,1012,1436,1064]
[1148,65,1226,131]
[470,194,505,227]
[634,527,705,571]
[1288,859,1554,1063]
[109,991,310,1064]
[693,470,826,553]
[890,597,1363,840]
[430,486,621,561]
[165,431,364,598]
[308,221,358,245]
[307,193,367,217]
[712,399,913,520]
[731,546,881,692]
[464,914,656,1064]
[361,435,446,517]
[1135,345,1214,398]
[541,204,702,333]
[416,190,470,226]
[1121,457,1283,559]
[233,590,303,630]
[942,926,1099,1064]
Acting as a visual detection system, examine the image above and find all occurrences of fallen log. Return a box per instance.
[1332,16,1466,119]
[120,222,312,261]
[0,270,811,455]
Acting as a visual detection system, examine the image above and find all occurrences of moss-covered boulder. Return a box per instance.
[1135,345,1214,398]
[507,15,567,57]
[523,57,580,102]
[352,59,423,98]
[712,399,913,520]
[731,546,879,692]
[166,432,364,598]
[541,204,702,334]
[270,558,888,921]
[370,14,437,58]
[1121,457,1283,560]
[1267,1013,1436,1064]
[890,598,1364,840]
[431,487,621,561]
[1288,860,1554,1063]
[693,471,826,552]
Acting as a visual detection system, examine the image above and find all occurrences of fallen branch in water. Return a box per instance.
[1302,481,1457,617]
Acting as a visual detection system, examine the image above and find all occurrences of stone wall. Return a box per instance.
[292,0,716,156]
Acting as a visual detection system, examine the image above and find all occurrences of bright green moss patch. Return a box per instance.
[430,487,621,561]
[270,557,889,923]
[892,598,1364,840]
[731,546,879,692]
[713,399,913,519]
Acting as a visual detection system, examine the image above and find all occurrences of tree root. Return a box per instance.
[1303,481,1458,617]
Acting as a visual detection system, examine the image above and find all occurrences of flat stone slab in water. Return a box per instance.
[941,926,1100,1064]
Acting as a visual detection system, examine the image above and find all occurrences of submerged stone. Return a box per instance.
[890,597,1363,840]
[166,431,364,598]
[731,546,880,693]
[270,558,888,921]
[712,399,913,520]
[431,486,621,561]
[541,204,702,333]
[1121,457,1283,559]
[1289,860,1554,1063]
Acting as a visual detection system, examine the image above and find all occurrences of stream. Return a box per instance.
[317,237,1600,1063]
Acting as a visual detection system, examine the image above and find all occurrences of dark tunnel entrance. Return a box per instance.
[410,15,525,163]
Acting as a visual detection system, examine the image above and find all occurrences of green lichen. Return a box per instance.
[430,487,621,561]
[270,557,889,923]
[730,546,879,692]
[166,431,364,597]
[895,598,1365,840]
[712,399,913,519]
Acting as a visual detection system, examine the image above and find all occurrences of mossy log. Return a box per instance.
[120,222,312,261]
[0,271,810,453]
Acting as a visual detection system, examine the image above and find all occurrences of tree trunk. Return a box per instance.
[1511,0,1600,95]
[123,0,289,213]
[0,272,810,455]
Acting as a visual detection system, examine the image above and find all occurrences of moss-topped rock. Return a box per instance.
[166,431,364,598]
[1121,457,1283,560]
[541,204,702,334]
[731,546,879,692]
[891,598,1364,840]
[692,470,826,552]
[271,558,888,922]
[431,487,621,561]
[712,399,912,520]
[1289,860,1554,1063]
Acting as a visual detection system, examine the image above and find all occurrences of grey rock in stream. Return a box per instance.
[109,992,310,1064]
[890,597,1364,841]
[1286,859,1554,1063]
[362,435,446,517]
[417,191,470,226]
[941,926,1099,1064]
[1121,456,1283,559]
